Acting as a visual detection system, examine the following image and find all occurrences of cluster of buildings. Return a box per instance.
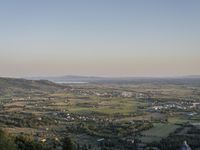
[150,100,200,114]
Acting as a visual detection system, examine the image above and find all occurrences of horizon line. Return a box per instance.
[1,74,200,79]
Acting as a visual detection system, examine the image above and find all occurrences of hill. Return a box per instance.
[0,77,66,97]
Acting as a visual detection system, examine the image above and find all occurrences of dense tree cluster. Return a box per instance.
[15,135,48,150]
[0,129,74,150]
[0,129,16,150]
[0,114,55,128]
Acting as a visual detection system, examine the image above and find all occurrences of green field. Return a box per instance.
[68,98,143,115]
[140,123,179,143]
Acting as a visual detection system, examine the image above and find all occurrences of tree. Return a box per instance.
[0,129,16,150]
[62,136,75,150]
[15,134,47,150]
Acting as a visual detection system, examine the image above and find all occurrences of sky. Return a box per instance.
[0,0,200,77]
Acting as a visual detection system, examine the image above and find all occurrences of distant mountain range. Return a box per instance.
[25,75,200,84]
[0,76,200,97]
[185,75,200,78]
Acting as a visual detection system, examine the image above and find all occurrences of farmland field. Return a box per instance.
[140,123,180,143]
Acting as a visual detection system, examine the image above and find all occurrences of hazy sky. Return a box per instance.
[0,0,200,77]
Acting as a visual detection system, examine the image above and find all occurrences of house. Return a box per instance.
[97,138,105,142]
[180,141,191,150]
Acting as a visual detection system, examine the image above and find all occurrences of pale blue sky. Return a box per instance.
[0,0,200,77]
